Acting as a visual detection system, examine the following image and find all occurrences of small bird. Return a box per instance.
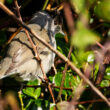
[0,11,64,81]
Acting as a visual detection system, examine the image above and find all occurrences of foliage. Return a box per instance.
[0,0,110,110]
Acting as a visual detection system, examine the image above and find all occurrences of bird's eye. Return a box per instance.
[54,19,58,25]
[53,13,63,26]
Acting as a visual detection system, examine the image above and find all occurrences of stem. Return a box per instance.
[0,3,110,106]
[42,0,49,10]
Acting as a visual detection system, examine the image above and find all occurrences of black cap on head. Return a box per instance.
[29,10,64,36]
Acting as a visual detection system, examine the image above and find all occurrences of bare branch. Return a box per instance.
[0,3,110,106]
[57,2,74,101]
[10,0,55,104]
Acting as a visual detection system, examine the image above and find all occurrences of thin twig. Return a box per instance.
[63,2,74,34]
[57,2,74,101]
[48,84,55,103]
[14,0,55,104]
[57,46,73,101]
[14,0,47,79]
[46,0,54,10]
[14,0,22,20]
[46,2,64,11]
[42,0,49,10]
[73,98,110,105]
[0,3,110,106]
[0,83,73,91]
[96,41,105,49]
[15,0,56,104]
[71,64,91,105]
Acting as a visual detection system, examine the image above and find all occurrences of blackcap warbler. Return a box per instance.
[0,11,64,81]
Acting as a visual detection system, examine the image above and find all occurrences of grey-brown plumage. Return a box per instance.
[0,11,63,81]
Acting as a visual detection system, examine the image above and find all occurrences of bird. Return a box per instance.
[0,11,64,81]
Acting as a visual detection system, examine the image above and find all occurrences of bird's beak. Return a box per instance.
[59,30,65,36]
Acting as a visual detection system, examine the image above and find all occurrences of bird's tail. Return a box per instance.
[0,57,12,79]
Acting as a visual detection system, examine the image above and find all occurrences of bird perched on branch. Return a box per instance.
[0,11,64,81]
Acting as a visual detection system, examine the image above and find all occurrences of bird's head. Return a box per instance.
[29,10,64,37]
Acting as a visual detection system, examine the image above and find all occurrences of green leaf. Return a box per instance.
[100,80,109,87]
[54,72,62,86]
[25,99,34,109]
[34,88,41,99]
[92,64,99,81]
[86,52,95,64]
[55,33,65,39]
[64,73,80,89]
[72,22,100,49]
[23,87,35,97]
[56,34,69,56]
[34,99,42,107]
[104,66,110,80]
[48,76,54,82]
[70,0,85,13]
[23,80,41,99]
[0,31,7,46]
[73,50,94,68]
[34,99,51,109]
[54,73,67,95]
[23,87,41,99]
[71,53,78,65]
[69,75,81,91]
[50,103,56,110]
[94,0,110,22]
[54,72,81,96]
[6,0,13,4]
[78,104,86,110]
[27,80,40,86]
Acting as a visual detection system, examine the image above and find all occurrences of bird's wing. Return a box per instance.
[0,24,51,79]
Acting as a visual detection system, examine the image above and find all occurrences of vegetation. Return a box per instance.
[0,0,110,110]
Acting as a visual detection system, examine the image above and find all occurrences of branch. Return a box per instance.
[73,97,110,105]
[13,0,47,80]
[57,2,74,101]
[0,3,110,106]
[12,0,55,104]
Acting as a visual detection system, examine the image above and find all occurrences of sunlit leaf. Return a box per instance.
[71,53,78,65]
[70,0,85,13]
[104,66,110,80]
[50,103,56,110]
[27,80,40,86]
[23,80,41,99]
[86,52,94,63]
[54,72,62,86]
[92,64,99,81]
[94,0,110,22]
[100,80,109,87]
[72,21,100,49]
